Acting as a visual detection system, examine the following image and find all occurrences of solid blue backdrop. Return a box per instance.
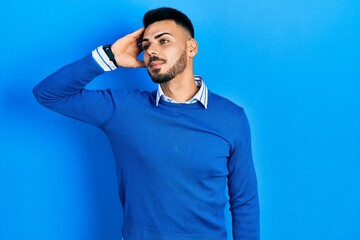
[1,0,359,239]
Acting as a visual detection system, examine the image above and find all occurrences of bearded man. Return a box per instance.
[33,7,260,240]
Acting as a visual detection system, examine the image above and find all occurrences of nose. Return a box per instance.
[146,44,159,56]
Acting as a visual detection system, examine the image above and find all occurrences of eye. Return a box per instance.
[142,44,150,50]
[159,39,169,44]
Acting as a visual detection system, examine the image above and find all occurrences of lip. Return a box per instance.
[149,61,165,69]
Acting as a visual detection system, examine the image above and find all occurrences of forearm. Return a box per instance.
[229,167,259,240]
[230,189,260,240]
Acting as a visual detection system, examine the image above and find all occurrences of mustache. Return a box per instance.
[148,56,167,67]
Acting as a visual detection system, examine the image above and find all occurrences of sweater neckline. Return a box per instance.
[157,97,207,110]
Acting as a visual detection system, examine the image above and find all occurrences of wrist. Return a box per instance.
[91,46,117,72]
[103,44,118,67]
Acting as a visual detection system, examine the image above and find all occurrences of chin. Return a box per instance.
[148,71,174,84]
[151,68,162,74]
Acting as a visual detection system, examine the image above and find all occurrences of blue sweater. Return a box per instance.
[33,54,259,240]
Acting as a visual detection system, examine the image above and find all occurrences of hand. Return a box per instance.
[111,28,145,68]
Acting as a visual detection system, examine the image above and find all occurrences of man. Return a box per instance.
[33,7,259,240]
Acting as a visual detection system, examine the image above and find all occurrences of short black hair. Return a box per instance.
[143,7,195,38]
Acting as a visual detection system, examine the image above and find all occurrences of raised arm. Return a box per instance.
[33,28,145,127]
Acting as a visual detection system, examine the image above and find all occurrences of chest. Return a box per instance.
[104,105,232,178]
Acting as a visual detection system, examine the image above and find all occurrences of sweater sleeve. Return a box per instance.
[33,51,124,128]
[227,109,260,240]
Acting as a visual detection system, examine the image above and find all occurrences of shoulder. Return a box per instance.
[126,89,156,101]
[109,89,156,106]
[207,91,245,116]
[206,91,250,135]
[206,91,251,149]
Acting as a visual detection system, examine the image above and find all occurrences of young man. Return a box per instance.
[33,7,259,240]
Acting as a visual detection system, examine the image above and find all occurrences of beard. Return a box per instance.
[147,49,188,84]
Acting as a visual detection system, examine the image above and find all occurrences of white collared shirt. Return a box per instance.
[155,75,208,109]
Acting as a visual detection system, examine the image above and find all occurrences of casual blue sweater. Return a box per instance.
[33,54,259,240]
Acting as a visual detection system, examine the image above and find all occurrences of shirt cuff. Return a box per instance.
[91,46,118,72]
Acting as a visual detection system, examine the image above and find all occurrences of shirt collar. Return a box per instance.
[155,75,208,109]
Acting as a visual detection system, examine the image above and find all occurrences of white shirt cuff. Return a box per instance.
[91,46,117,72]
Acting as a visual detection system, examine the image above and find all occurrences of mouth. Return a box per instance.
[149,60,165,69]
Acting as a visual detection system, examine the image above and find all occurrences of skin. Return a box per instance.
[111,20,199,102]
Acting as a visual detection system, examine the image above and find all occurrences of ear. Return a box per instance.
[187,38,198,58]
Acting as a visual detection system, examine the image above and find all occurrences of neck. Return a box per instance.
[160,69,198,102]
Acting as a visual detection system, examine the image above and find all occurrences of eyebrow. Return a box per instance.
[142,32,173,43]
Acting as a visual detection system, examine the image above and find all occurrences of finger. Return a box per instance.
[131,27,144,35]
[135,44,144,55]
[131,27,145,39]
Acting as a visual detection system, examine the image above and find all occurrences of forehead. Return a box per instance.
[143,20,186,39]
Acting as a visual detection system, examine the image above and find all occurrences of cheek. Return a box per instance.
[164,46,184,63]
[143,54,150,63]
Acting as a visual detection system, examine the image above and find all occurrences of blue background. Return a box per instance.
[1,0,359,239]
